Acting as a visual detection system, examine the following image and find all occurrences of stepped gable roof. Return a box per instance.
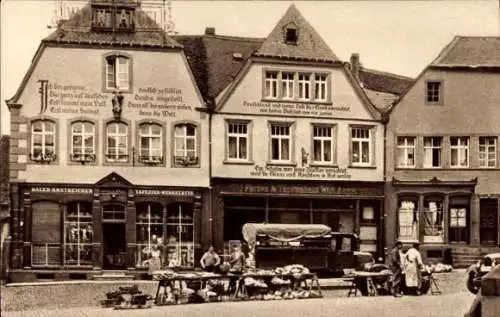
[43,1,182,49]
[254,4,340,63]
[431,36,500,68]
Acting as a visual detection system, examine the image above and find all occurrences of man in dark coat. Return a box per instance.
[389,241,404,297]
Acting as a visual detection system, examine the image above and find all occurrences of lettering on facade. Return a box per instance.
[31,187,93,194]
[44,81,107,115]
[242,184,379,196]
[127,87,188,118]
[242,101,350,117]
[249,164,352,179]
[135,189,195,197]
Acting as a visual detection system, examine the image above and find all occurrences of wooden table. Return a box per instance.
[347,271,392,297]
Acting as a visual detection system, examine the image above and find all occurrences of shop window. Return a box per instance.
[64,202,93,266]
[105,122,128,162]
[423,137,442,168]
[136,202,164,266]
[314,74,328,101]
[268,199,309,224]
[138,123,163,165]
[298,73,311,100]
[70,121,96,163]
[166,203,195,268]
[450,137,469,168]
[173,123,199,166]
[312,125,335,164]
[31,201,61,266]
[398,199,419,242]
[105,54,131,91]
[423,198,444,243]
[396,136,415,168]
[426,81,442,104]
[264,71,279,99]
[270,123,292,162]
[479,137,496,168]
[30,119,56,163]
[227,121,249,161]
[350,126,372,166]
[449,204,469,243]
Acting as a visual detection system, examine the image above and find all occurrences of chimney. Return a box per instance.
[350,53,360,82]
[205,27,216,36]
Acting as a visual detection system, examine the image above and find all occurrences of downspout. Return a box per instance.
[207,99,214,248]
[381,108,390,260]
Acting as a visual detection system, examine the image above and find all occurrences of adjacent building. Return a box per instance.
[0,134,10,281]
[385,36,500,265]
[6,0,210,282]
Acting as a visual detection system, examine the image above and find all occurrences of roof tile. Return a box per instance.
[432,36,500,67]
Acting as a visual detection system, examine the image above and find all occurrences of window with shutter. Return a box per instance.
[105,55,131,91]
[31,201,62,266]
[117,57,129,89]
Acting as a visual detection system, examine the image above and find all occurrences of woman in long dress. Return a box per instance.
[404,242,423,295]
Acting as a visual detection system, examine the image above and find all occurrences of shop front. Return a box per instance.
[9,172,207,283]
[211,178,385,257]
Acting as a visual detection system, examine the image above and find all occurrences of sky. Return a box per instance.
[1,0,499,135]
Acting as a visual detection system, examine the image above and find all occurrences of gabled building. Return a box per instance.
[385,36,500,265]
[177,5,412,257]
[6,0,210,282]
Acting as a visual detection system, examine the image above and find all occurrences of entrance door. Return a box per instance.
[103,223,126,269]
[480,199,498,245]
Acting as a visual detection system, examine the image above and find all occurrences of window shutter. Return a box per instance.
[31,201,62,265]
[106,58,116,88]
[117,57,129,89]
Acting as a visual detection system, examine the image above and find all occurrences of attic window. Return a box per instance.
[91,5,136,32]
[232,53,243,60]
[285,27,298,44]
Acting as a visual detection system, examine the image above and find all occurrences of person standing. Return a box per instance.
[404,242,424,295]
[388,241,404,297]
[200,246,221,273]
[229,245,246,273]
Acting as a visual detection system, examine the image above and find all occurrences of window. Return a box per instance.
[479,137,496,168]
[227,122,249,161]
[426,81,442,103]
[31,201,61,266]
[174,124,198,166]
[30,120,56,163]
[102,204,125,221]
[398,199,419,242]
[166,203,195,268]
[65,202,93,266]
[264,72,278,99]
[312,125,334,164]
[139,123,162,164]
[285,27,298,44]
[106,122,128,162]
[396,137,415,167]
[106,55,130,90]
[449,207,468,243]
[270,123,291,162]
[281,73,295,99]
[423,137,442,168]
[314,74,327,101]
[136,203,163,266]
[70,121,95,162]
[92,6,135,30]
[423,198,444,243]
[450,137,469,168]
[298,74,311,100]
[351,127,371,165]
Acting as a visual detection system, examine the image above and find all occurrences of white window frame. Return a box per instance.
[314,74,327,102]
[106,122,128,162]
[426,81,442,104]
[350,127,372,166]
[396,136,416,168]
[423,137,442,168]
[227,122,249,161]
[270,123,292,163]
[70,121,95,161]
[139,123,162,162]
[174,124,198,158]
[31,120,56,160]
[281,72,295,100]
[479,136,497,168]
[298,73,311,100]
[450,137,469,168]
[312,125,334,164]
[64,202,93,266]
[264,71,278,99]
[106,55,130,90]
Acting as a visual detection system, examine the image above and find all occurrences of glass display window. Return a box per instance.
[166,203,195,268]
[64,201,93,265]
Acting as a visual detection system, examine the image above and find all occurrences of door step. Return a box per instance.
[92,271,135,281]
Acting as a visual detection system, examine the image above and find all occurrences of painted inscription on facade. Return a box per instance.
[242,101,350,117]
[250,164,352,179]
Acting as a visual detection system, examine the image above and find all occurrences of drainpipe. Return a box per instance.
[208,99,214,248]
[381,109,389,260]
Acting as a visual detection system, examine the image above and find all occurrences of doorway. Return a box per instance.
[102,223,126,269]
[480,199,498,246]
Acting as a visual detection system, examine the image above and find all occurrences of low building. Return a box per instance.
[0,134,10,281]
[385,36,500,265]
[6,0,210,282]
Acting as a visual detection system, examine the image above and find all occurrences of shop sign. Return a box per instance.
[241,184,381,196]
[31,187,93,194]
[250,164,352,179]
[135,189,195,197]
[242,100,350,117]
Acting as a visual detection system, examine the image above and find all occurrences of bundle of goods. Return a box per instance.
[270,276,291,286]
[152,269,176,281]
[425,262,453,273]
[196,279,227,302]
[244,276,269,298]
[251,269,276,276]
[100,285,153,309]
[274,264,310,279]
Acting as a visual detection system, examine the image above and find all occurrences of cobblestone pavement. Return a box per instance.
[2,291,475,317]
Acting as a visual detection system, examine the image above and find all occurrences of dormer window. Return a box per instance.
[91,3,136,31]
[284,25,298,44]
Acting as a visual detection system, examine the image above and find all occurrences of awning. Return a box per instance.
[242,223,332,246]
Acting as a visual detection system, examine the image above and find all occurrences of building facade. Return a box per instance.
[1,134,10,281]
[385,36,500,265]
[6,0,210,282]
